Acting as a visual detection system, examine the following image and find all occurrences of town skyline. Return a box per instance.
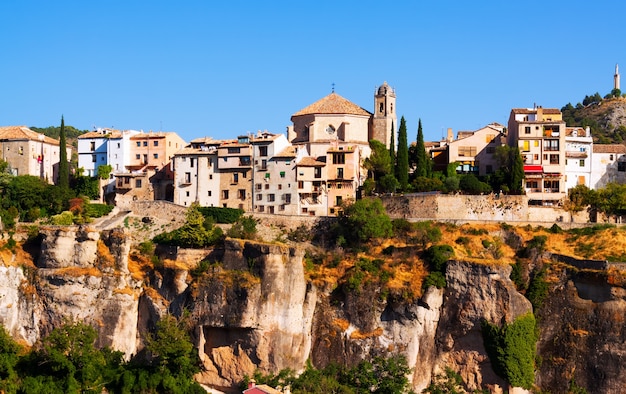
[2,1,625,143]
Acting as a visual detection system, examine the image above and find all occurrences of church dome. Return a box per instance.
[377,81,393,96]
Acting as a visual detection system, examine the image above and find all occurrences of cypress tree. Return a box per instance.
[415,118,429,178]
[396,116,409,191]
[389,121,395,168]
[509,147,524,194]
[58,116,69,189]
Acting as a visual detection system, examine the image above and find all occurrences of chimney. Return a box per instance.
[536,106,543,121]
[446,128,453,142]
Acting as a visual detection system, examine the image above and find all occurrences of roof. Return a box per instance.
[297,156,326,167]
[273,146,296,158]
[593,144,626,154]
[292,92,371,117]
[511,108,561,115]
[78,129,123,139]
[0,125,59,145]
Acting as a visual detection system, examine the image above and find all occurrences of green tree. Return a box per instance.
[509,147,524,194]
[339,198,393,245]
[153,203,224,247]
[145,315,200,378]
[364,140,393,183]
[97,164,112,180]
[58,116,70,190]
[413,118,430,178]
[395,116,409,191]
[0,325,21,393]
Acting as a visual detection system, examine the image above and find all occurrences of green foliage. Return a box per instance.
[424,244,454,272]
[527,267,549,309]
[520,235,547,258]
[288,224,311,242]
[379,173,400,193]
[459,174,491,194]
[58,116,70,190]
[364,139,393,183]
[338,198,393,246]
[423,271,446,290]
[510,260,527,291]
[226,215,258,240]
[96,164,112,180]
[423,367,464,393]
[455,236,470,246]
[83,203,113,218]
[412,118,430,180]
[244,355,414,394]
[154,203,224,247]
[0,324,21,392]
[411,176,443,193]
[411,221,442,249]
[50,211,75,225]
[145,315,200,377]
[482,313,538,389]
[396,116,410,191]
[196,206,243,224]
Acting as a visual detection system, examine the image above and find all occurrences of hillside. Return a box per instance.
[562,96,626,143]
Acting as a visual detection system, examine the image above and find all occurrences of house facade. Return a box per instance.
[0,125,67,184]
[564,126,593,191]
[446,123,506,176]
[590,144,626,188]
[216,136,252,210]
[507,107,566,205]
[172,137,222,207]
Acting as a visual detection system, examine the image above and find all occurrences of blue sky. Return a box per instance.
[1,1,623,143]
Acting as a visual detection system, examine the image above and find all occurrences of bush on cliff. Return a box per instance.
[333,198,393,247]
[482,313,538,390]
[153,203,224,248]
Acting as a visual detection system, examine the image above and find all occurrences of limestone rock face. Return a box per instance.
[433,260,533,392]
[0,265,42,345]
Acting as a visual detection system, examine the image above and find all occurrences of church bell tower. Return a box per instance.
[372,81,397,148]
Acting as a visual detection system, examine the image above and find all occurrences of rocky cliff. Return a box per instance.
[0,227,624,393]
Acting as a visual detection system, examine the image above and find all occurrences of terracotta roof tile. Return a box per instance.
[292,92,371,117]
[78,129,123,139]
[297,156,326,166]
[511,108,561,115]
[593,144,626,154]
[0,125,59,145]
[273,146,296,158]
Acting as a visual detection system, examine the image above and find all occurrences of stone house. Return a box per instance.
[172,137,222,207]
[0,125,68,184]
[446,123,506,176]
[590,144,626,189]
[216,136,253,210]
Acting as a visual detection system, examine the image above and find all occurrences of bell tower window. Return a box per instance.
[379,102,384,113]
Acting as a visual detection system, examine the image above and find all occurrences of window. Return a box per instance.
[522,141,530,152]
[337,168,344,179]
[458,146,477,156]
[257,194,263,201]
[90,142,96,151]
[280,171,285,178]
[543,139,559,151]
[186,191,190,197]
[525,126,531,134]
[332,153,345,164]
[256,184,262,190]
[238,189,246,199]
[486,146,495,154]
[314,167,322,178]
[154,141,158,146]
[190,158,195,167]
[143,141,148,147]
[233,173,239,183]
[379,102,384,113]
[228,147,240,154]
[117,143,120,148]
[278,184,282,190]
[336,196,342,206]
[136,154,141,160]
[208,191,212,196]
[184,172,191,183]
[269,206,275,214]
[135,179,142,188]
[268,194,275,202]
[143,154,148,163]
[222,190,229,199]
[136,142,141,147]
[534,140,539,147]
[261,159,267,170]
[264,183,269,190]
[92,155,97,162]
[298,181,304,189]
[610,154,614,160]
[550,154,559,164]
[259,146,268,157]
[153,153,159,159]
[283,194,291,203]
[543,180,559,192]
[579,159,585,167]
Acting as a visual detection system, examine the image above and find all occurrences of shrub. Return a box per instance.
[197,206,243,224]
[84,203,114,218]
[226,216,258,240]
[287,224,310,242]
[527,267,549,309]
[482,313,538,389]
[423,271,446,290]
[455,236,470,246]
[50,211,74,225]
[424,244,454,272]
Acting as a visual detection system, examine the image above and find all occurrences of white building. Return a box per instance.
[564,126,593,191]
[172,137,222,207]
[590,144,626,189]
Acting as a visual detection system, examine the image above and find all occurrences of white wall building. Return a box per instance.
[590,144,626,189]
[564,126,593,191]
[172,137,222,207]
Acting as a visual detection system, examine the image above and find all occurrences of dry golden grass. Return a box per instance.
[97,240,115,268]
[0,242,35,268]
[350,327,384,339]
[55,266,102,277]
[333,318,350,331]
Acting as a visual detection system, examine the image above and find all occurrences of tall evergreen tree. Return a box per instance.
[396,116,409,191]
[58,116,69,190]
[389,121,395,167]
[414,118,430,178]
[509,147,524,194]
